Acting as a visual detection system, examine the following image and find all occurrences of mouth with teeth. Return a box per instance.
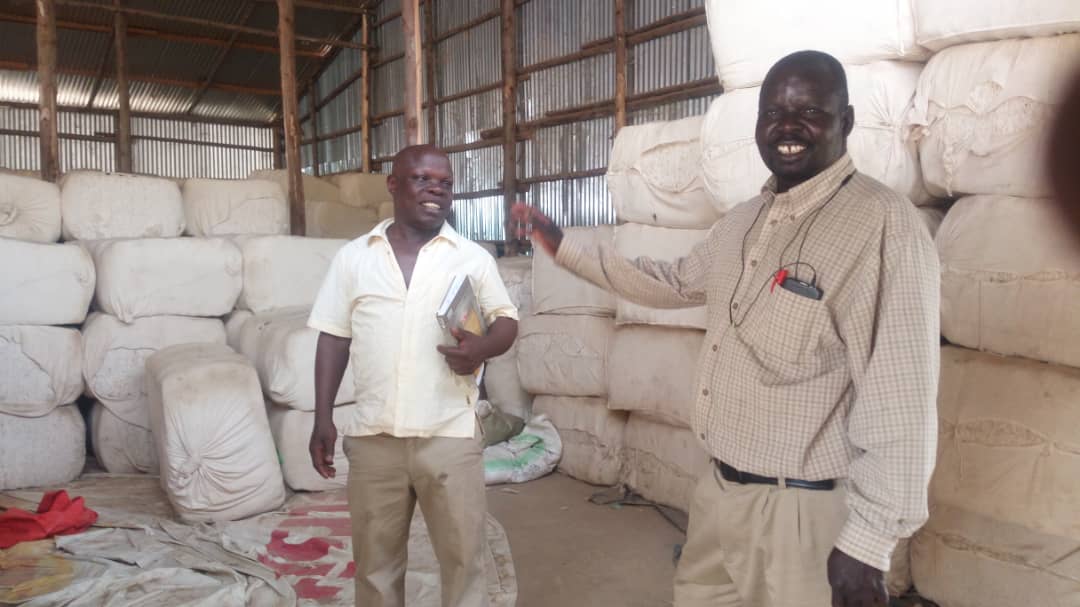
[776,142,808,157]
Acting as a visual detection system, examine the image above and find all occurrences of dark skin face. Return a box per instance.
[386,146,454,238]
[756,64,854,193]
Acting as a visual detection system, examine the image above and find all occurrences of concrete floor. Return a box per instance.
[487,473,685,607]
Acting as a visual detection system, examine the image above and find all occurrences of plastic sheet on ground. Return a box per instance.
[483,414,562,485]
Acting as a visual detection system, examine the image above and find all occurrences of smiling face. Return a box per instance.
[386,146,454,232]
[755,56,854,193]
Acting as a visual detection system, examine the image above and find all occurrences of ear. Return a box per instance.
[841,105,855,137]
[386,174,398,195]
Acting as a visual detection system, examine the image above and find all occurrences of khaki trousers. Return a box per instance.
[342,428,488,607]
[674,466,848,607]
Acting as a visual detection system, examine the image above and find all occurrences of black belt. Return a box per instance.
[715,460,835,491]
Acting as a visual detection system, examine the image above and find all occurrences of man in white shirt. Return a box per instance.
[307,145,519,607]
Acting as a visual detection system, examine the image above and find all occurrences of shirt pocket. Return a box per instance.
[737,285,839,368]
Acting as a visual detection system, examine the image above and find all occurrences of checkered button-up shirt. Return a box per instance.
[557,155,939,571]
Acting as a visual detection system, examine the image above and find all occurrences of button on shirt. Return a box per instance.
[555,155,940,571]
[308,219,518,439]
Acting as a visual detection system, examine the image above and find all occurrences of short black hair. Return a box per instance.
[763,50,849,108]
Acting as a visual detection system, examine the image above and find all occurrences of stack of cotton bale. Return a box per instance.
[224,234,353,492]
[0,173,90,490]
[516,226,624,486]
[701,0,950,236]
[289,171,394,239]
[63,171,238,475]
[484,255,534,419]
[903,8,1080,601]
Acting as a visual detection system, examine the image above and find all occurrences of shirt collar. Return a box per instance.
[760,154,856,219]
[368,218,462,248]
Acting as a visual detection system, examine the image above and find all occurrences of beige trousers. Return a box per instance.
[673,466,848,607]
[342,428,488,607]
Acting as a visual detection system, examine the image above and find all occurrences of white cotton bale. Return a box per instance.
[330,172,392,209]
[531,225,616,316]
[224,309,254,348]
[496,256,533,317]
[146,343,286,522]
[607,326,703,429]
[90,401,158,474]
[918,204,947,239]
[59,171,185,241]
[613,224,709,329]
[230,308,356,410]
[267,403,358,491]
[0,326,82,418]
[516,314,614,397]
[913,0,1080,52]
[0,173,61,243]
[234,235,345,314]
[912,504,1080,607]
[621,413,712,512]
[248,169,341,204]
[606,115,720,229]
[0,405,85,490]
[910,35,1080,199]
[485,257,534,419]
[937,196,1080,368]
[377,201,395,221]
[305,200,380,239]
[703,0,925,91]
[702,61,931,212]
[82,313,227,429]
[0,239,94,326]
[84,237,242,322]
[181,178,289,236]
[533,396,626,486]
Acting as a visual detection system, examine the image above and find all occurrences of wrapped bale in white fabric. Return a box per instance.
[90,401,158,474]
[0,326,82,418]
[83,313,227,429]
[146,342,286,522]
[532,225,615,316]
[224,309,253,347]
[485,257,534,418]
[267,403,358,491]
[248,169,340,204]
[702,61,931,212]
[305,200,380,239]
[229,308,356,410]
[516,314,613,397]
[606,115,719,229]
[181,178,289,236]
[703,0,925,91]
[913,0,1080,52]
[621,413,711,512]
[613,224,709,329]
[0,240,94,326]
[938,196,1080,368]
[0,405,85,490]
[60,171,185,241]
[533,396,626,486]
[0,174,61,243]
[234,235,345,314]
[330,172,392,209]
[912,346,1080,607]
[919,204,947,238]
[607,326,703,428]
[84,237,242,322]
[909,35,1080,199]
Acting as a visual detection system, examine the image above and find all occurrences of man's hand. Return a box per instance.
[309,419,337,479]
[510,203,563,257]
[827,548,888,607]
[437,328,486,375]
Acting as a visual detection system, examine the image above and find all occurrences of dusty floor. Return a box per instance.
[487,473,685,607]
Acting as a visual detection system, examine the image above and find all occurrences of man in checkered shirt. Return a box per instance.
[514,50,940,607]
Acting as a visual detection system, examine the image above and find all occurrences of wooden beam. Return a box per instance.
[114,0,132,173]
[401,0,423,144]
[423,0,437,145]
[0,100,276,128]
[278,0,306,235]
[55,0,369,50]
[613,0,627,131]
[37,0,59,182]
[253,0,371,14]
[0,12,325,57]
[298,14,366,100]
[433,8,499,43]
[186,1,258,115]
[368,82,502,125]
[500,0,518,251]
[85,22,114,109]
[361,10,372,172]
[0,60,280,96]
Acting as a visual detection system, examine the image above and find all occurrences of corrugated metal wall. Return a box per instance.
[301,0,716,241]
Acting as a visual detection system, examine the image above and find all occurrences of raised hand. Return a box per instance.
[510,203,563,257]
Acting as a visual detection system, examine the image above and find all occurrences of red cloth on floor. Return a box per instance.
[0,490,98,549]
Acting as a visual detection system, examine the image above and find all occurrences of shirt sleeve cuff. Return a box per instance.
[834,518,897,573]
[485,306,520,326]
[553,231,589,273]
[307,318,352,339]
